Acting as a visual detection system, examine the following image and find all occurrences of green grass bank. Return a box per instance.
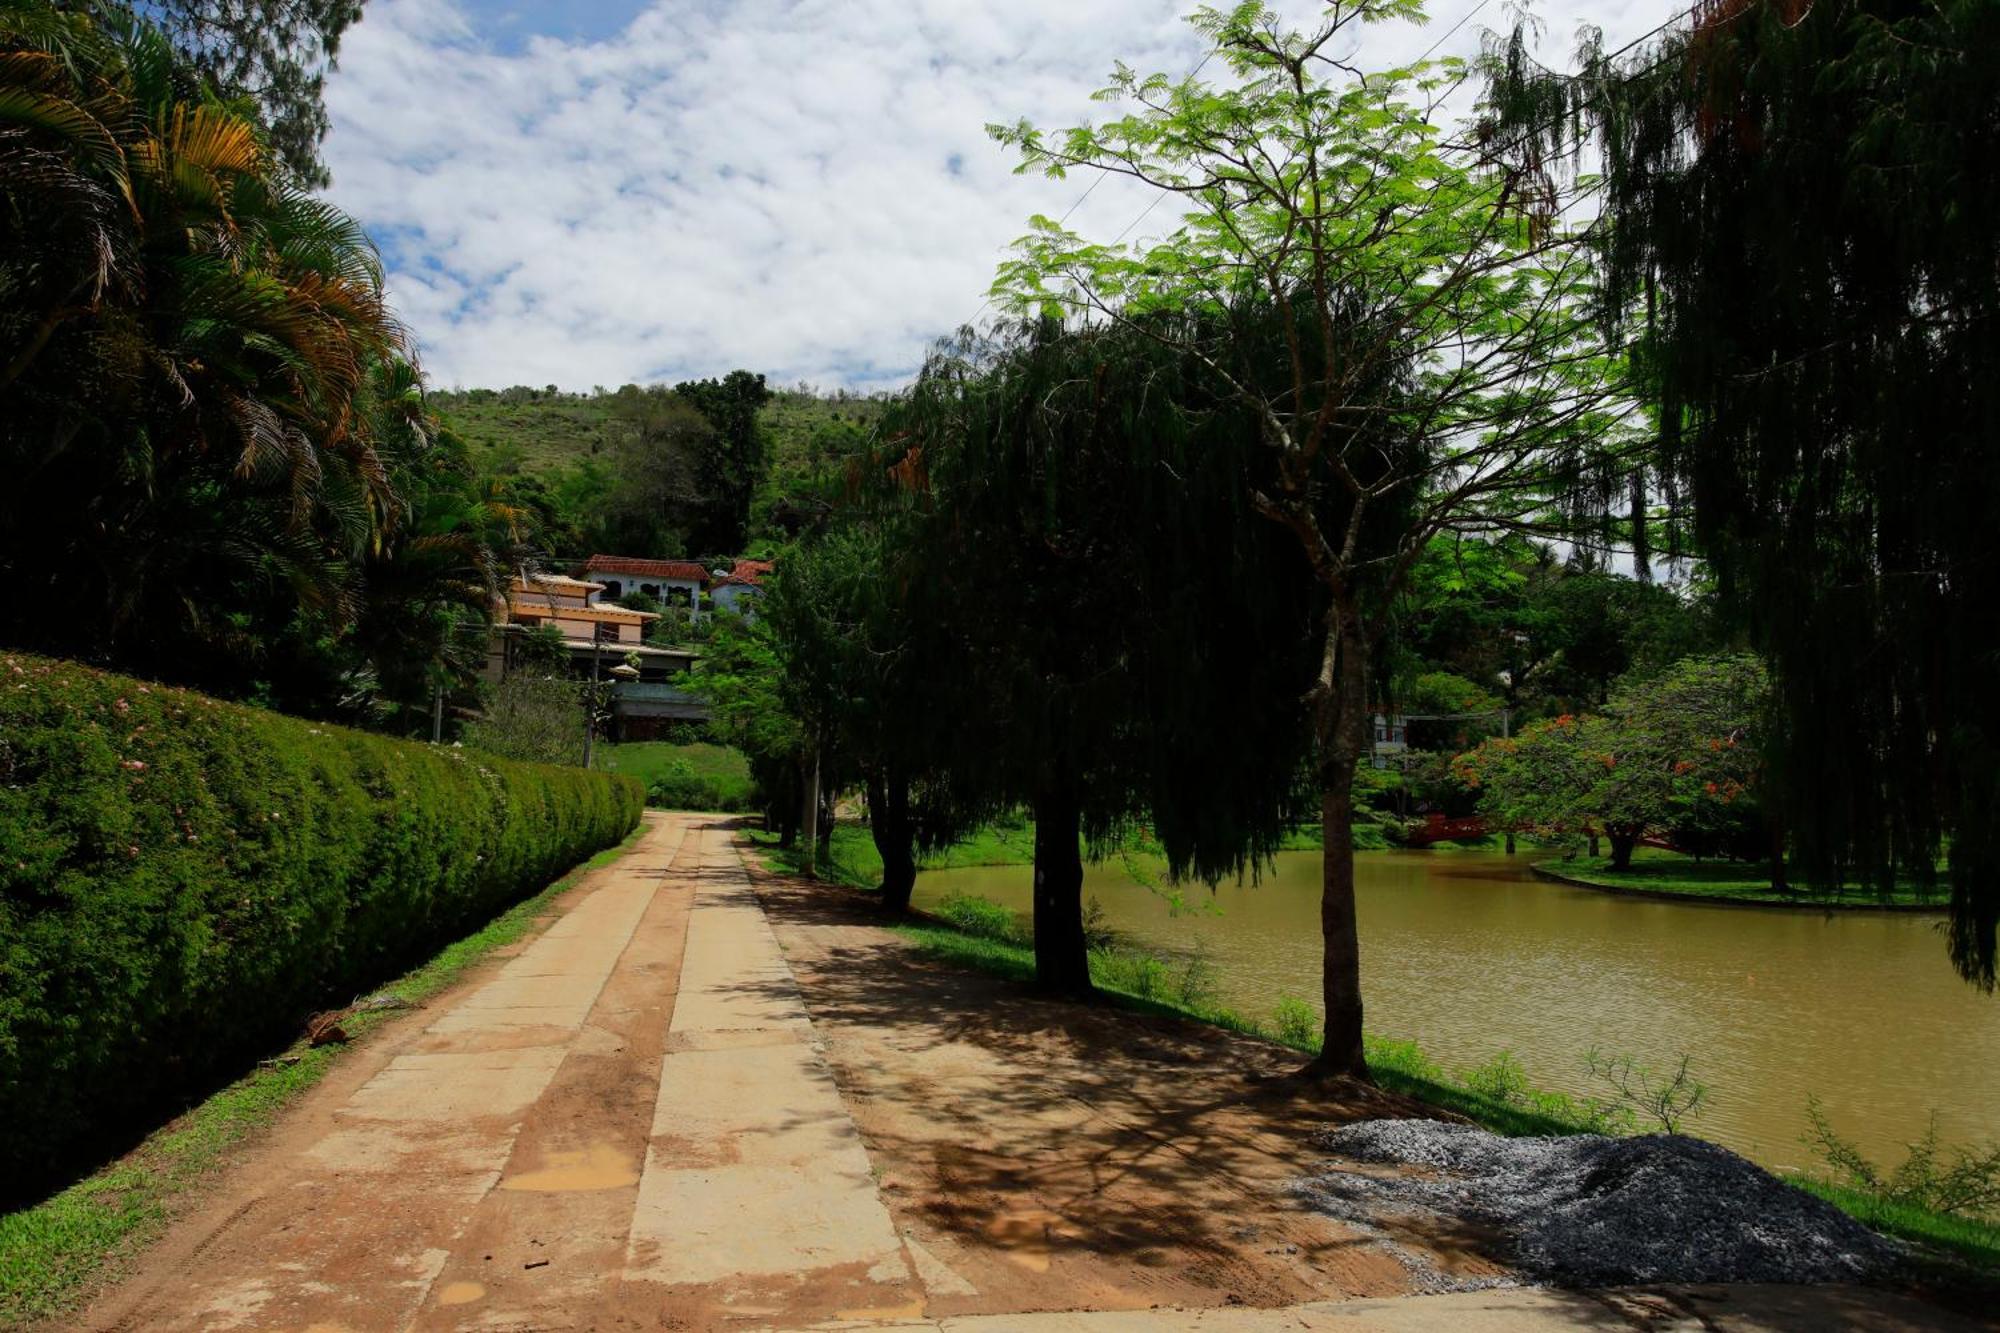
[597,740,758,811]
[1537,848,1948,910]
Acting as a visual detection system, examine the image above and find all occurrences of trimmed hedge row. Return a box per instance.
[0,651,642,1189]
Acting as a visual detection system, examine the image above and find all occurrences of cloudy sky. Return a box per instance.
[320,0,1663,392]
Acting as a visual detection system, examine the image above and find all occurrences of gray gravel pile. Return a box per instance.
[1295,1119,1897,1286]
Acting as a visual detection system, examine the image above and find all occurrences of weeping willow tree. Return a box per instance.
[1483,0,2000,986]
[988,1,1640,1069]
[890,317,1323,995]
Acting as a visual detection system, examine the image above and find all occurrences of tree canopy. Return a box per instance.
[1456,653,1770,869]
[90,0,366,187]
[1483,0,2000,985]
[1,4,517,726]
[987,0,1641,1068]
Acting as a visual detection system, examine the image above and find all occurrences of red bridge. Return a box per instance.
[1403,814,1490,846]
[1401,815,1684,852]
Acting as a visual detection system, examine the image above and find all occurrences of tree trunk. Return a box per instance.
[1587,831,1601,858]
[1607,827,1639,871]
[1031,783,1091,996]
[869,771,918,911]
[800,750,821,877]
[775,758,802,847]
[1307,605,1369,1079]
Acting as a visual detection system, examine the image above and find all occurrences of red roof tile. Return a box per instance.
[581,555,711,582]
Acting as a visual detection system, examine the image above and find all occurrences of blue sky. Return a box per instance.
[320,0,1659,392]
[455,1,656,50]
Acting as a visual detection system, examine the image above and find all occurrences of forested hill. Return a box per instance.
[429,382,892,561]
[431,384,889,482]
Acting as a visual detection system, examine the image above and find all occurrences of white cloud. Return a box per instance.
[321,0,1667,391]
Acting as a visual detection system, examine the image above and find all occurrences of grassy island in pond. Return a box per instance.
[1538,849,1947,910]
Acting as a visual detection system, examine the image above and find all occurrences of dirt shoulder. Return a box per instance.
[742,856,1500,1316]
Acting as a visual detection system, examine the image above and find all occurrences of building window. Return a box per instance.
[601,579,622,600]
[595,621,619,642]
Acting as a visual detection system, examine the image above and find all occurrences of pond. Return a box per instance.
[914,850,2000,1171]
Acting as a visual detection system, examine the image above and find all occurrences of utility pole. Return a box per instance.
[431,684,444,744]
[583,637,602,769]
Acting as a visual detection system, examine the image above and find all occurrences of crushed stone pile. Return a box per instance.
[1296,1119,1897,1286]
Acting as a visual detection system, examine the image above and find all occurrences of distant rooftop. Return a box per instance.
[581,555,712,582]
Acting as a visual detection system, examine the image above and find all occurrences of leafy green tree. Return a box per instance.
[589,389,713,556]
[1391,535,1716,726]
[892,319,1321,994]
[760,506,998,908]
[692,608,809,845]
[3,10,389,678]
[1483,0,2000,985]
[676,370,773,555]
[1456,654,1770,870]
[0,7,511,724]
[89,0,366,187]
[988,2,1639,1064]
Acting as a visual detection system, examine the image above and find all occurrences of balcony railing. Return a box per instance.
[612,680,709,719]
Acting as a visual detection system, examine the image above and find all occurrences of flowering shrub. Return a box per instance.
[1452,654,1769,865]
[0,652,641,1191]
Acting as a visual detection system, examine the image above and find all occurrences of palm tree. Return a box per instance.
[0,3,496,712]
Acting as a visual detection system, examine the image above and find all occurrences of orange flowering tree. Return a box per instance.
[1454,654,1769,869]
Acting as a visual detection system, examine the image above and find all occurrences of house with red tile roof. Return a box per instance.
[710,558,772,616]
[579,555,709,620]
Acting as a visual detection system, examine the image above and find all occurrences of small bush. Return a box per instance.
[0,651,642,1197]
[1093,947,1169,1000]
[1271,995,1320,1049]
[645,758,756,812]
[934,891,1030,946]
[1464,1050,1533,1106]
[463,674,588,766]
[1080,895,1119,951]
[1173,946,1220,1010]
[1804,1098,2000,1222]
[1584,1049,1707,1134]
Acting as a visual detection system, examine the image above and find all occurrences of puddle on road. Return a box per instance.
[436,1281,486,1307]
[498,1142,639,1192]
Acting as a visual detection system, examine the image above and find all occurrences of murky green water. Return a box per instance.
[914,851,2000,1170]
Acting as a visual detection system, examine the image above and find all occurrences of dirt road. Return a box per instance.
[75,814,1982,1331]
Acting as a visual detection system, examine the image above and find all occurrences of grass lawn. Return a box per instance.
[596,741,756,811]
[1788,1177,2000,1274]
[0,827,646,1326]
[743,821,1041,891]
[743,813,1468,889]
[1544,847,1947,909]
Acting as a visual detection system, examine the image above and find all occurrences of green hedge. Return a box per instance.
[0,651,642,1192]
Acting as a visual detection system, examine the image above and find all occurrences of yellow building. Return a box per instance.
[501,571,655,647]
